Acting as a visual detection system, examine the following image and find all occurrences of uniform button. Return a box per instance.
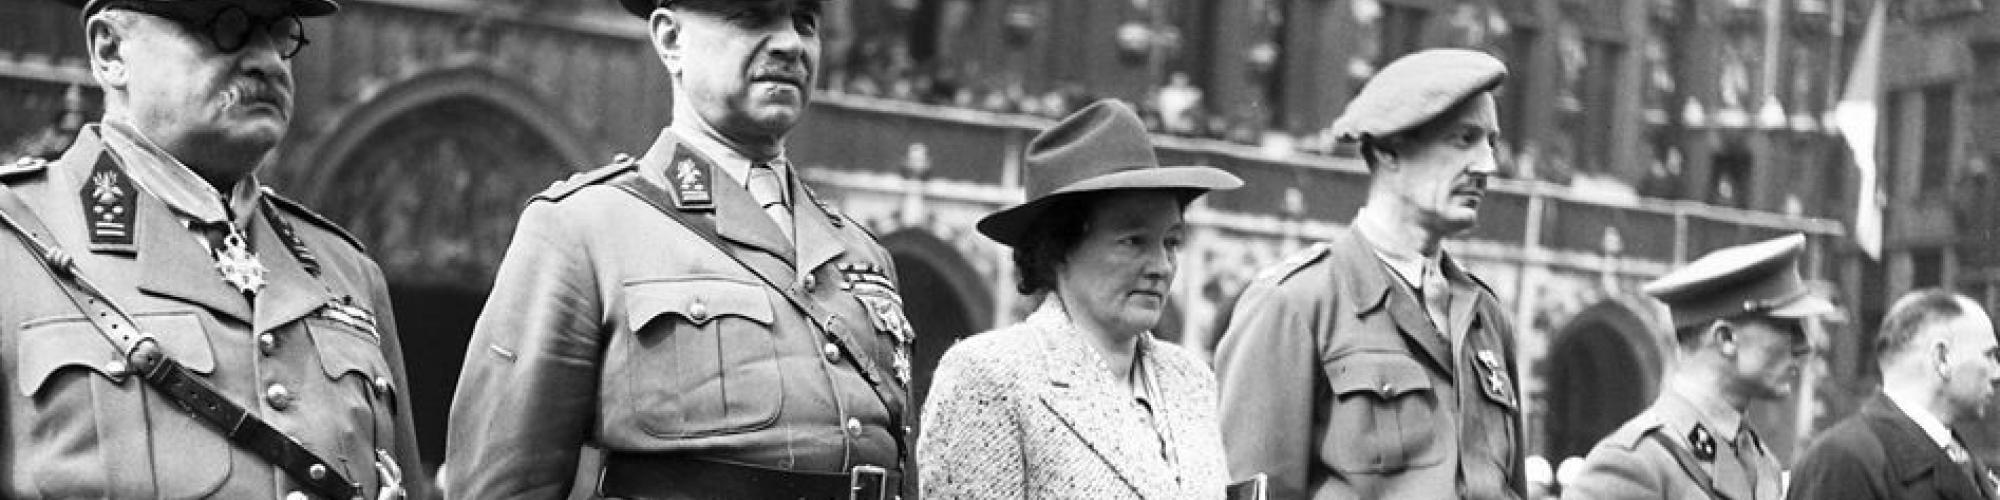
[372,376,393,395]
[266,383,295,411]
[822,342,841,362]
[824,319,842,335]
[688,300,709,322]
[309,463,328,480]
[285,492,308,500]
[803,274,818,291]
[103,359,128,377]
[1380,383,1393,393]
[845,417,863,436]
[258,333,279,356]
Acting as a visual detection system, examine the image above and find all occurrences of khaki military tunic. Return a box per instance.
[444,128,914,498]
[1215,229,1525,499]
[1563,384,1784,500]
[0,126,426,499]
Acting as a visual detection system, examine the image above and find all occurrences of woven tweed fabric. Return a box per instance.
[918,299,1230,499]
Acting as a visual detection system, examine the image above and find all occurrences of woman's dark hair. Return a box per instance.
[1011,194,1098,296]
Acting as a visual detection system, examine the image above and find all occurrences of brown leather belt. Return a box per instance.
[598,454,901,500]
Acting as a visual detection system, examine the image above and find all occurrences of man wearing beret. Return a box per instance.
[1214,48,1526,499]
[1562,234,1835,499]
[444,0,917,498]
[0,0,425,498]
[1786,289,2000,500]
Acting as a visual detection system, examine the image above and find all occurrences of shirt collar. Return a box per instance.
[97,121,261,228]
[1666,379,1747,439]
[1885,390,1958,450]
[1352,213,1440,292]
[668,116,788,206]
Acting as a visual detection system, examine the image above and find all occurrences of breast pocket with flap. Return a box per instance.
[1323,354,1448,473]
[621,277,783,438]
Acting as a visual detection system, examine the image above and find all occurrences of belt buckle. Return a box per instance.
[848,465,889,500]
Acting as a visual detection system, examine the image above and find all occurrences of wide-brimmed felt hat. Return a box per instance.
[1643,234,1837,329]
[62,0,339,17]
[976,99,1242,248]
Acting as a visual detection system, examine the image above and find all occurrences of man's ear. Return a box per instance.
[650,8,682,78]
[1712,322,1736,356]
[86,13,129,89]
[1935,340,1953,378]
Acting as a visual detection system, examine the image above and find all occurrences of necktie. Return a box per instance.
[1422,259,1452,332]
[746,160,793,243]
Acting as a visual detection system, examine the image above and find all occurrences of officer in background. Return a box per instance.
[443,0,916,498]
[1562,234,1835,499]
[0,0,425,498]
[1215,49,1525,499]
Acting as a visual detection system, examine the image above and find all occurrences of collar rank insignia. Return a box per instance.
[1475,349,1513,405]
[318,296,381,342]
[668,148,713,211]
[80,157,136,249]
[211,226,267,296]
[1688,424,1717,461]
[840,262,915,384]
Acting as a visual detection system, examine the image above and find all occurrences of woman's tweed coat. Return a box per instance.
[918,300,1230,499]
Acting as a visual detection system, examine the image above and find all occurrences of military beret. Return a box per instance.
[58,0,339,18]
[1643,234,1836,329]
[1329,49,1507,142]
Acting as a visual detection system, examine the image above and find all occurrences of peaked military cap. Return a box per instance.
[977,99,1242,247]
[1643,234,1836,329]
[58,0,338,17]
[619,0,823,18]
[1330,49,1507,142]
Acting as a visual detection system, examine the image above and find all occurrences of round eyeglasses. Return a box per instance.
[97,0,311,60]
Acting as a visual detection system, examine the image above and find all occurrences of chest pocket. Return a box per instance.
[1323,354,1447,473]
[14,311,230,498]
[623,277,783,437]
[304,316,395,494]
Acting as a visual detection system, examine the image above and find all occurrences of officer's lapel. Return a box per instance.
[248,205,335,335]
[789,180,845,279]
[708,158,792,268]
[1340,233,1452,375]
[136,190,252,324]
[1444,256,1480,348]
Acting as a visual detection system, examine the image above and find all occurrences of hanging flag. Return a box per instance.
[1833,0,1886,260]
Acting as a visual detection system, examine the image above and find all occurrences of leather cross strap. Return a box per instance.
[1646,430,1728,500]
[0,183,363,500]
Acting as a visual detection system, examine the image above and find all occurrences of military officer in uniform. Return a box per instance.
[1562,234,1835,500]
[0,0,426,498]
[1214,49,1526,499]
[442,0,916,498]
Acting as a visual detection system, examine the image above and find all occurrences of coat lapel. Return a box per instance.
[1868,397,1985,500]
[703,156,795,268]
[1031,307,1170,498]
[134,191,252,324]
[1335,232,1452,375]
[789,180,845,282]
[248,205,336,335]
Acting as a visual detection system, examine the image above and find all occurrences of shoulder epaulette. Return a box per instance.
[1606,411,1666,450]
[0,156,51,181]
[261,187,367,253]
[535,154,639,203]
[1257,242,1332,284]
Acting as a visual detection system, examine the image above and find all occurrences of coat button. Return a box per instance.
[372,376,393,395]
[822,342,841,362]
[285,492,308,500]
[103,359,128,377]
[258,333,279,356]
[688,300,709,322]
[309,463,328,480]
[803,274,818,291]
[845,417,863,436]
[266,384,295,411]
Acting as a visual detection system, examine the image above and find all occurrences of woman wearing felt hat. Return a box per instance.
[916,100,1242,498]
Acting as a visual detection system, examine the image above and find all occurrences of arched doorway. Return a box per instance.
[1543,298,1667,462]
[296,71,589,471]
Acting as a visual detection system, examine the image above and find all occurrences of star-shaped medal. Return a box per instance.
[213,228,267,295]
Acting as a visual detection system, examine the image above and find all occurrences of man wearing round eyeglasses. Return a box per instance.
[0,1,426,499]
